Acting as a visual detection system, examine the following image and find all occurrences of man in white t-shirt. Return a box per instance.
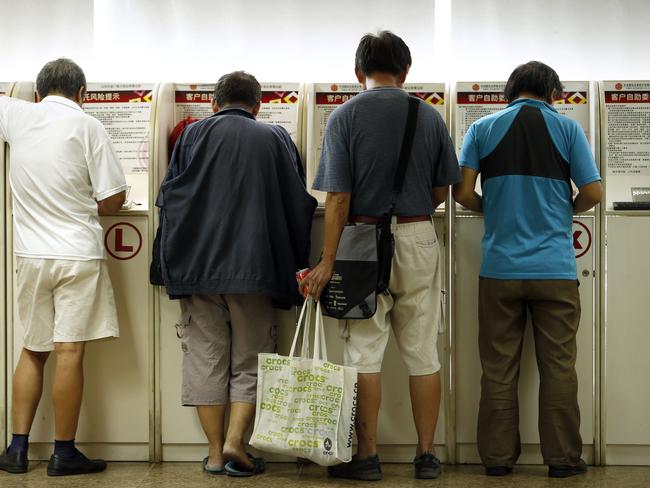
[0,59,126,477]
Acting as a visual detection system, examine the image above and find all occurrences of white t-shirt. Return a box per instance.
[0,95,127,260]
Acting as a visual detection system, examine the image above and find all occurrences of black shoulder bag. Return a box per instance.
[320,96,420,319]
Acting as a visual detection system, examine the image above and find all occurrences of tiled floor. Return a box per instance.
[1,462,650,488]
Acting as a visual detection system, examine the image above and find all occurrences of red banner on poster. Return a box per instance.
[261,91,298,104]
[457,92,506,104]
[315,92,357,105]
[175,91,213,103]
[604,91,650,103]
[84,90,152,103]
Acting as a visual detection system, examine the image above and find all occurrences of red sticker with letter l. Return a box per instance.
[104,222,143,260]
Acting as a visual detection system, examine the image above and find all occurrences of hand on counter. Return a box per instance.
[97,190,127,215]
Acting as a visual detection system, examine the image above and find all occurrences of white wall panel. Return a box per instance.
[92,0,436,82]
[451,0,650,80]
[0,0,93,80]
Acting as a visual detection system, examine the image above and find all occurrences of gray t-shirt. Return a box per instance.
[313,87,460,217]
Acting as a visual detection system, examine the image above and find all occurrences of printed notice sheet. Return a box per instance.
[602,81,650,177]
[455,82,508,153]
[83,83,154,176]
[174,83,301,143]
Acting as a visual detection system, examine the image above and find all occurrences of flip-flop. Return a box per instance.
[224,453,265,477]
[202,456,226,475]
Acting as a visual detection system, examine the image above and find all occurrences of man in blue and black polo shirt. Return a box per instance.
[453,61,602,479]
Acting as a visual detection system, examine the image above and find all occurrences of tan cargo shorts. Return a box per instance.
[340,219,443,375]
[177,294,277,405]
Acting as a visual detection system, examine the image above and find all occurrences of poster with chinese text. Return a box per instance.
[83,83,154,176]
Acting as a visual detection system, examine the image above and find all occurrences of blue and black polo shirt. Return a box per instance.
[459,98,601,280]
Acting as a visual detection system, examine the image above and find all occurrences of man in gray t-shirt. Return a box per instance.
[301,31,460,481]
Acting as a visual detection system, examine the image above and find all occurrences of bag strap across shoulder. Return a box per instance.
[389,96,421,214]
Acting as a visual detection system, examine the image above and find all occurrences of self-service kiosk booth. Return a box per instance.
[4,82,158,460]
[452,81,600,464]
[599,80,650,465]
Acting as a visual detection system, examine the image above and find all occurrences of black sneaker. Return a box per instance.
[328,454,382,481]
[0,449,28,474]
[548,459,587,478]
[485,466,513,476]
[414,453,442,479]
[47,449,107,476]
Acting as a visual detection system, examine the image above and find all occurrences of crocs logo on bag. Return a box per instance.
[324,437,333,453]
[288,439,319,448]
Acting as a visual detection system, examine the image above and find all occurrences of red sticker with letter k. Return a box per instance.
[572,220,591,259]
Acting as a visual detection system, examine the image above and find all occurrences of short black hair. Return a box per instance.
[36,58,86,99]
[214,71,261,108]
[355,31,412,77]
[504,61,563,103]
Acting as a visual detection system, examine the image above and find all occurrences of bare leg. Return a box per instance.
[409,373,442,455]
[222,402,255,469]
[196,405,227,467]
[12,349,51,434]
[356,373,381,459]
[52,342,85,440]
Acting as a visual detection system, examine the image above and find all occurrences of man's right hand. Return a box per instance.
[573,181,602,214]
[299,259,334,301]
[97,190,126,215]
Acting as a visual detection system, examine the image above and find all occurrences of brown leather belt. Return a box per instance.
[349,215,430,224]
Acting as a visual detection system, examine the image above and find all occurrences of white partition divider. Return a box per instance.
[153,82,306,461]
[5,82,35,452]
[304,81,451,462]
[599,80,650,465]
[0,81,15,449]
[453,81,508,154]
[5,82,157,460]
[452,81,598,464]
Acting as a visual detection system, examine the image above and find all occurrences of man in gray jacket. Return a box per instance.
[152,71,316,476]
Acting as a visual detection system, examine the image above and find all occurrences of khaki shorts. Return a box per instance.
[178,294,277,405]
[340,220,442,375]
[16,257,119,352]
